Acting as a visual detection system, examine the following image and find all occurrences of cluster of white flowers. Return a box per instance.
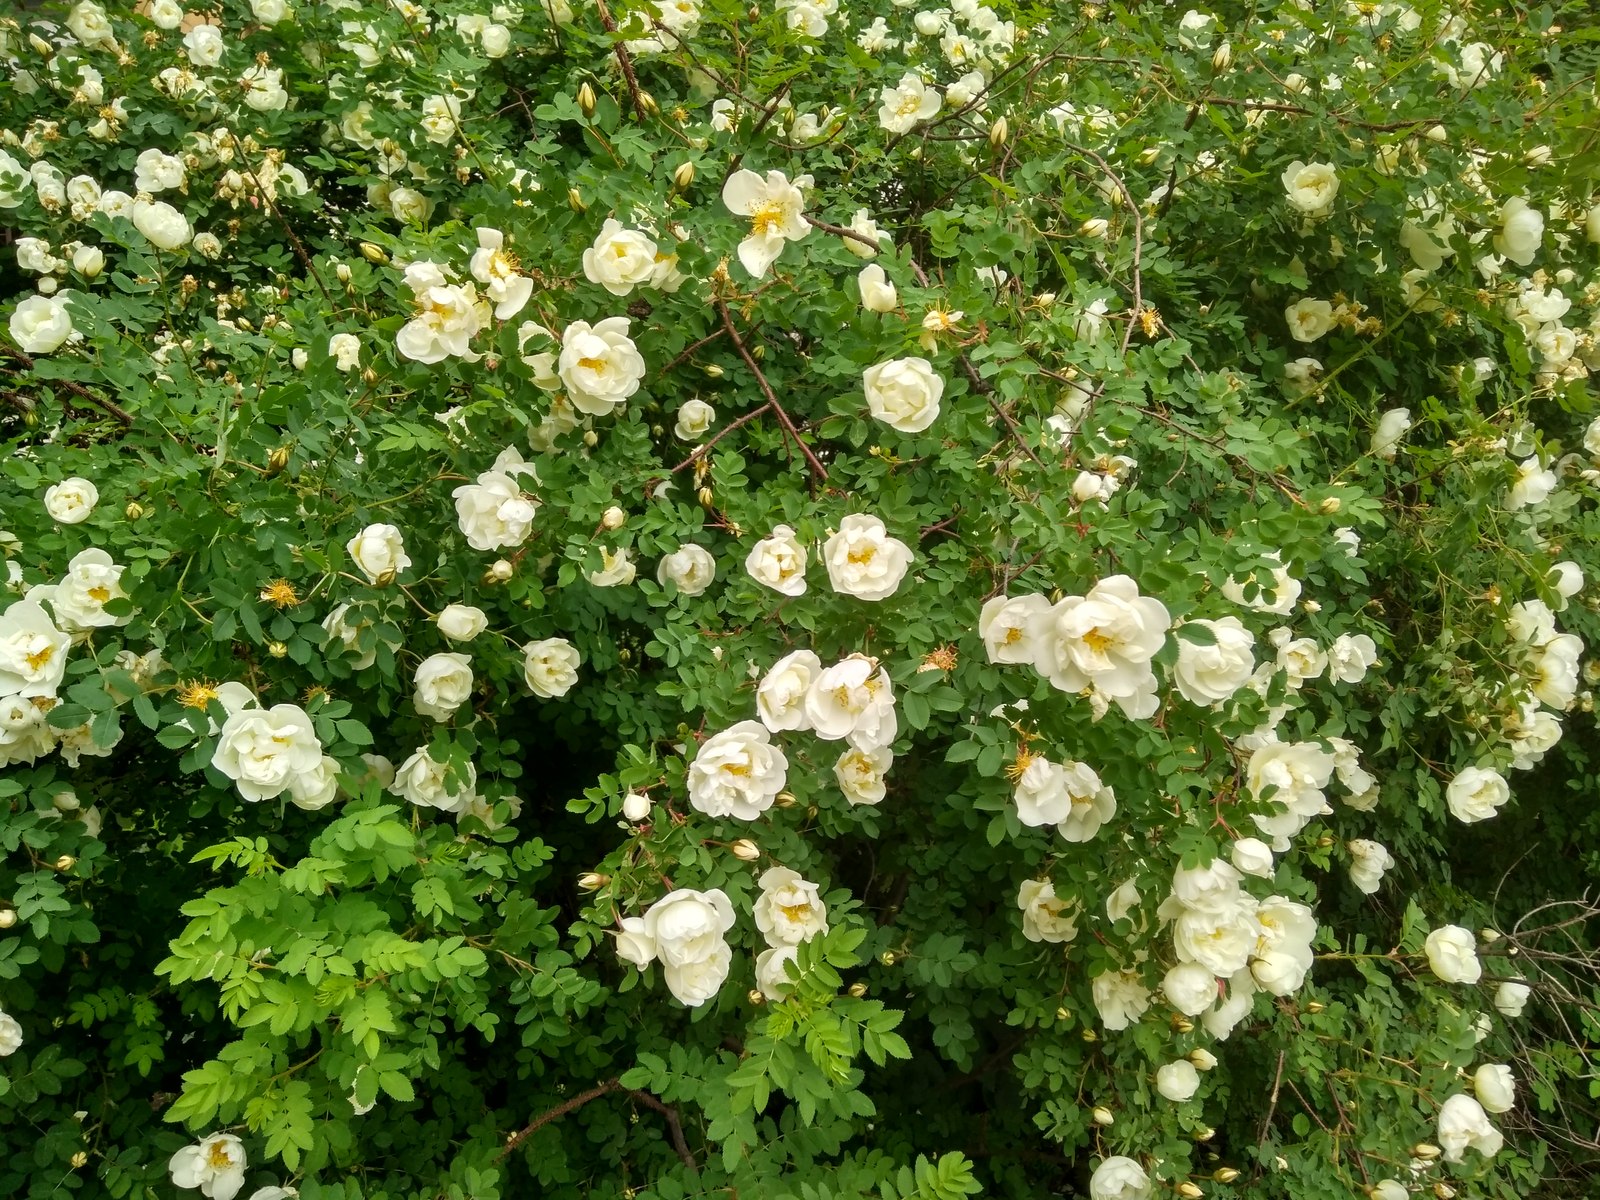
[211,695,337,810]
[753,866,829,999]
[745,517,914,602]
[615,887,736,1006]
[1010,751,1115,842]
[452,446,541,552]
[754,650,898,807]
[395,260,491,365]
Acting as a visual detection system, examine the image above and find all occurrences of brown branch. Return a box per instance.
[497,1078,697,1170]
[660,328,728,374]
[670,401,773,473]
[712,297,828,485]
[594,0,648,121]
[0,346,134,424]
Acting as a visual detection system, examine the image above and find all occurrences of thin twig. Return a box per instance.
[669,401,773,472]
[0,346,134,424]
[594,0,648,121]
[712,297,828,484]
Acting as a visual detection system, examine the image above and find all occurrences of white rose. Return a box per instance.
[581,219,660,296]
[806,654,897,751]
[1508,456,1557,510]
[436,604,488,643]
[1437,1093,1503,1163]
[674,398,715,441]
[1346,838,1395,894]
[844,207,886,258]
[1274,632,1327,685]
[413,653,474,722]
[745,524,809,596]
[1230,837,1275,879]
[721,168,810,277]
[1162,962,1218,1016]
[858,263,898,313]
[823,514,913,601]
[754,867,828,946]
[1326,632,1378,684]
[1281,160,1339,217]
[614,916,655,968]
[480,23,510,55]
[132,200,193,251]
[453,470,539,552]
[687,721,788,819]
[1202,975,1257,1041]
[134,148,185,194]
[878,71,942,134]
[0,1011,21,1056]
[1473,1064,1515,1114]
[288,755,342,811]
[1446,766,1509,824]
[390,747,477,813]
[1016,878,1079,943]
[168,1133,247,1200]
[1222,553,1301,616]
[754,945,799,1000]
[66,1,116,47]
[1173,904,1261,977]
[657,545,716,596]
[0,600,72,699]
[1425,924,1482,984]
[834,745,892,806]
[211,704,324,803]
[979,593,1051,664]
[1089,1156,1151,1200]
[10,294,75,354]
[1371,1183,1407,1200]
[183,24,226,68]
[622,791,653,822]
[1155,1060,1200,1102]
[863,356,943,434]
[522,637,580,698]
[558,317,646,415]
[1285,297,1334,342]
[346,523,411,583]
[1035,575,1170,716]
[757,649,823,731]
[585,546,636,588]
[1173,617,1255,704]
[1371,407,1412,459]
[329,333,361,372]
[48,548,131,630]
[1494,979,1531,1017]
[643,886,734,971]
[1493,198,1543,266]
[252,0,289,25]
[1091,968,1152,1032]
[72,245,104,278]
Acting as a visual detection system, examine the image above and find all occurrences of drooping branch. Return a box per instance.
[712,296,829,485]
[0,345,135,425]
[497,1078,698,1170]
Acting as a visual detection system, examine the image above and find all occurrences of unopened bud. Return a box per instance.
[1211,41,1232,70]
[1318,496,1341,514]
[697,486,715,509]
[1212,1168,1239,1184]
[568,187,587,213]
[1136,144,1162,166]
[577,872,609,891]
[1091,1106,1115,1126]
[1316,835,1335,849]
[1194,1126,1215,1142]
[1081,1027,1098,1042]
[1523,145,1551,167]
[582,430,599,447]
[1177,1183,1204,1199]
[747,988,765,1005]
[0,909,15,929]
[267,641,288,658]
[125,501,145,521]
[1480,927,1501,943]
[54,855,76,872]
[361,366,378,386]
[335,263,352,283]
[774,791,797,808]
[847,982,867,998]
[1189,1049,1218,1070]
[484,559,514,584]
[1432,1185,1455,1200]
[359,241,388,264]
[600,505,626,530]
[1171,1015,1194,1033]
[266,446,290,475]
[577,82,597,118]
[1412,1143,1442,1161]
[638,92,660,117]
[672,161,695,191]
[1425,125,1448,143]
[730,838,760,861]
[879,951,897,966]
[988,116,1009,148]
[622,791,652,822]
[1305,1001,1326,1013]
[702,362,725,378]
[1080,217,1109,238]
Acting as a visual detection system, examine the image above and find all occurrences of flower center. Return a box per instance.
[1082,628,1114,655]
[88,585,111,603]
[24,643,56,672]
[780,902,812,923]
[750,202,785,236]
[206,1143,235,1170]
[577,356,607,372]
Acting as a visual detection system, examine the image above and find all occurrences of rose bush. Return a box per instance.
[3,1,1600,1199]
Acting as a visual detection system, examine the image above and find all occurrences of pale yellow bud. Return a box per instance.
[266,446,290,475]
[70,1153,88,1169]
[0,909,16,929]
[988,116,1009,148]
[54,855,76,872]
[267,641,289,658]
[673,161,696,191]
[125,501,145,521]
[847,982,868,998]
[747,988,765,1005]
[879,951,897,967]
[1080,217,1109,238]
[730,838,761,862]
[577,82,597,118]
[582,430,599,447]
[1212,1168,1239,1184]
[577,872,609,891]
[568,187,587,213]
[483,559,514,584]
[1412,1143,1442,1160]
[1091,1106,1115,1126]
[359,242,388,264]
[600,505,626,531]
[1318,496,1341,514]
[1177,1183,1205,1199]
[335,263,352,283]
[1211,42,1232,70]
